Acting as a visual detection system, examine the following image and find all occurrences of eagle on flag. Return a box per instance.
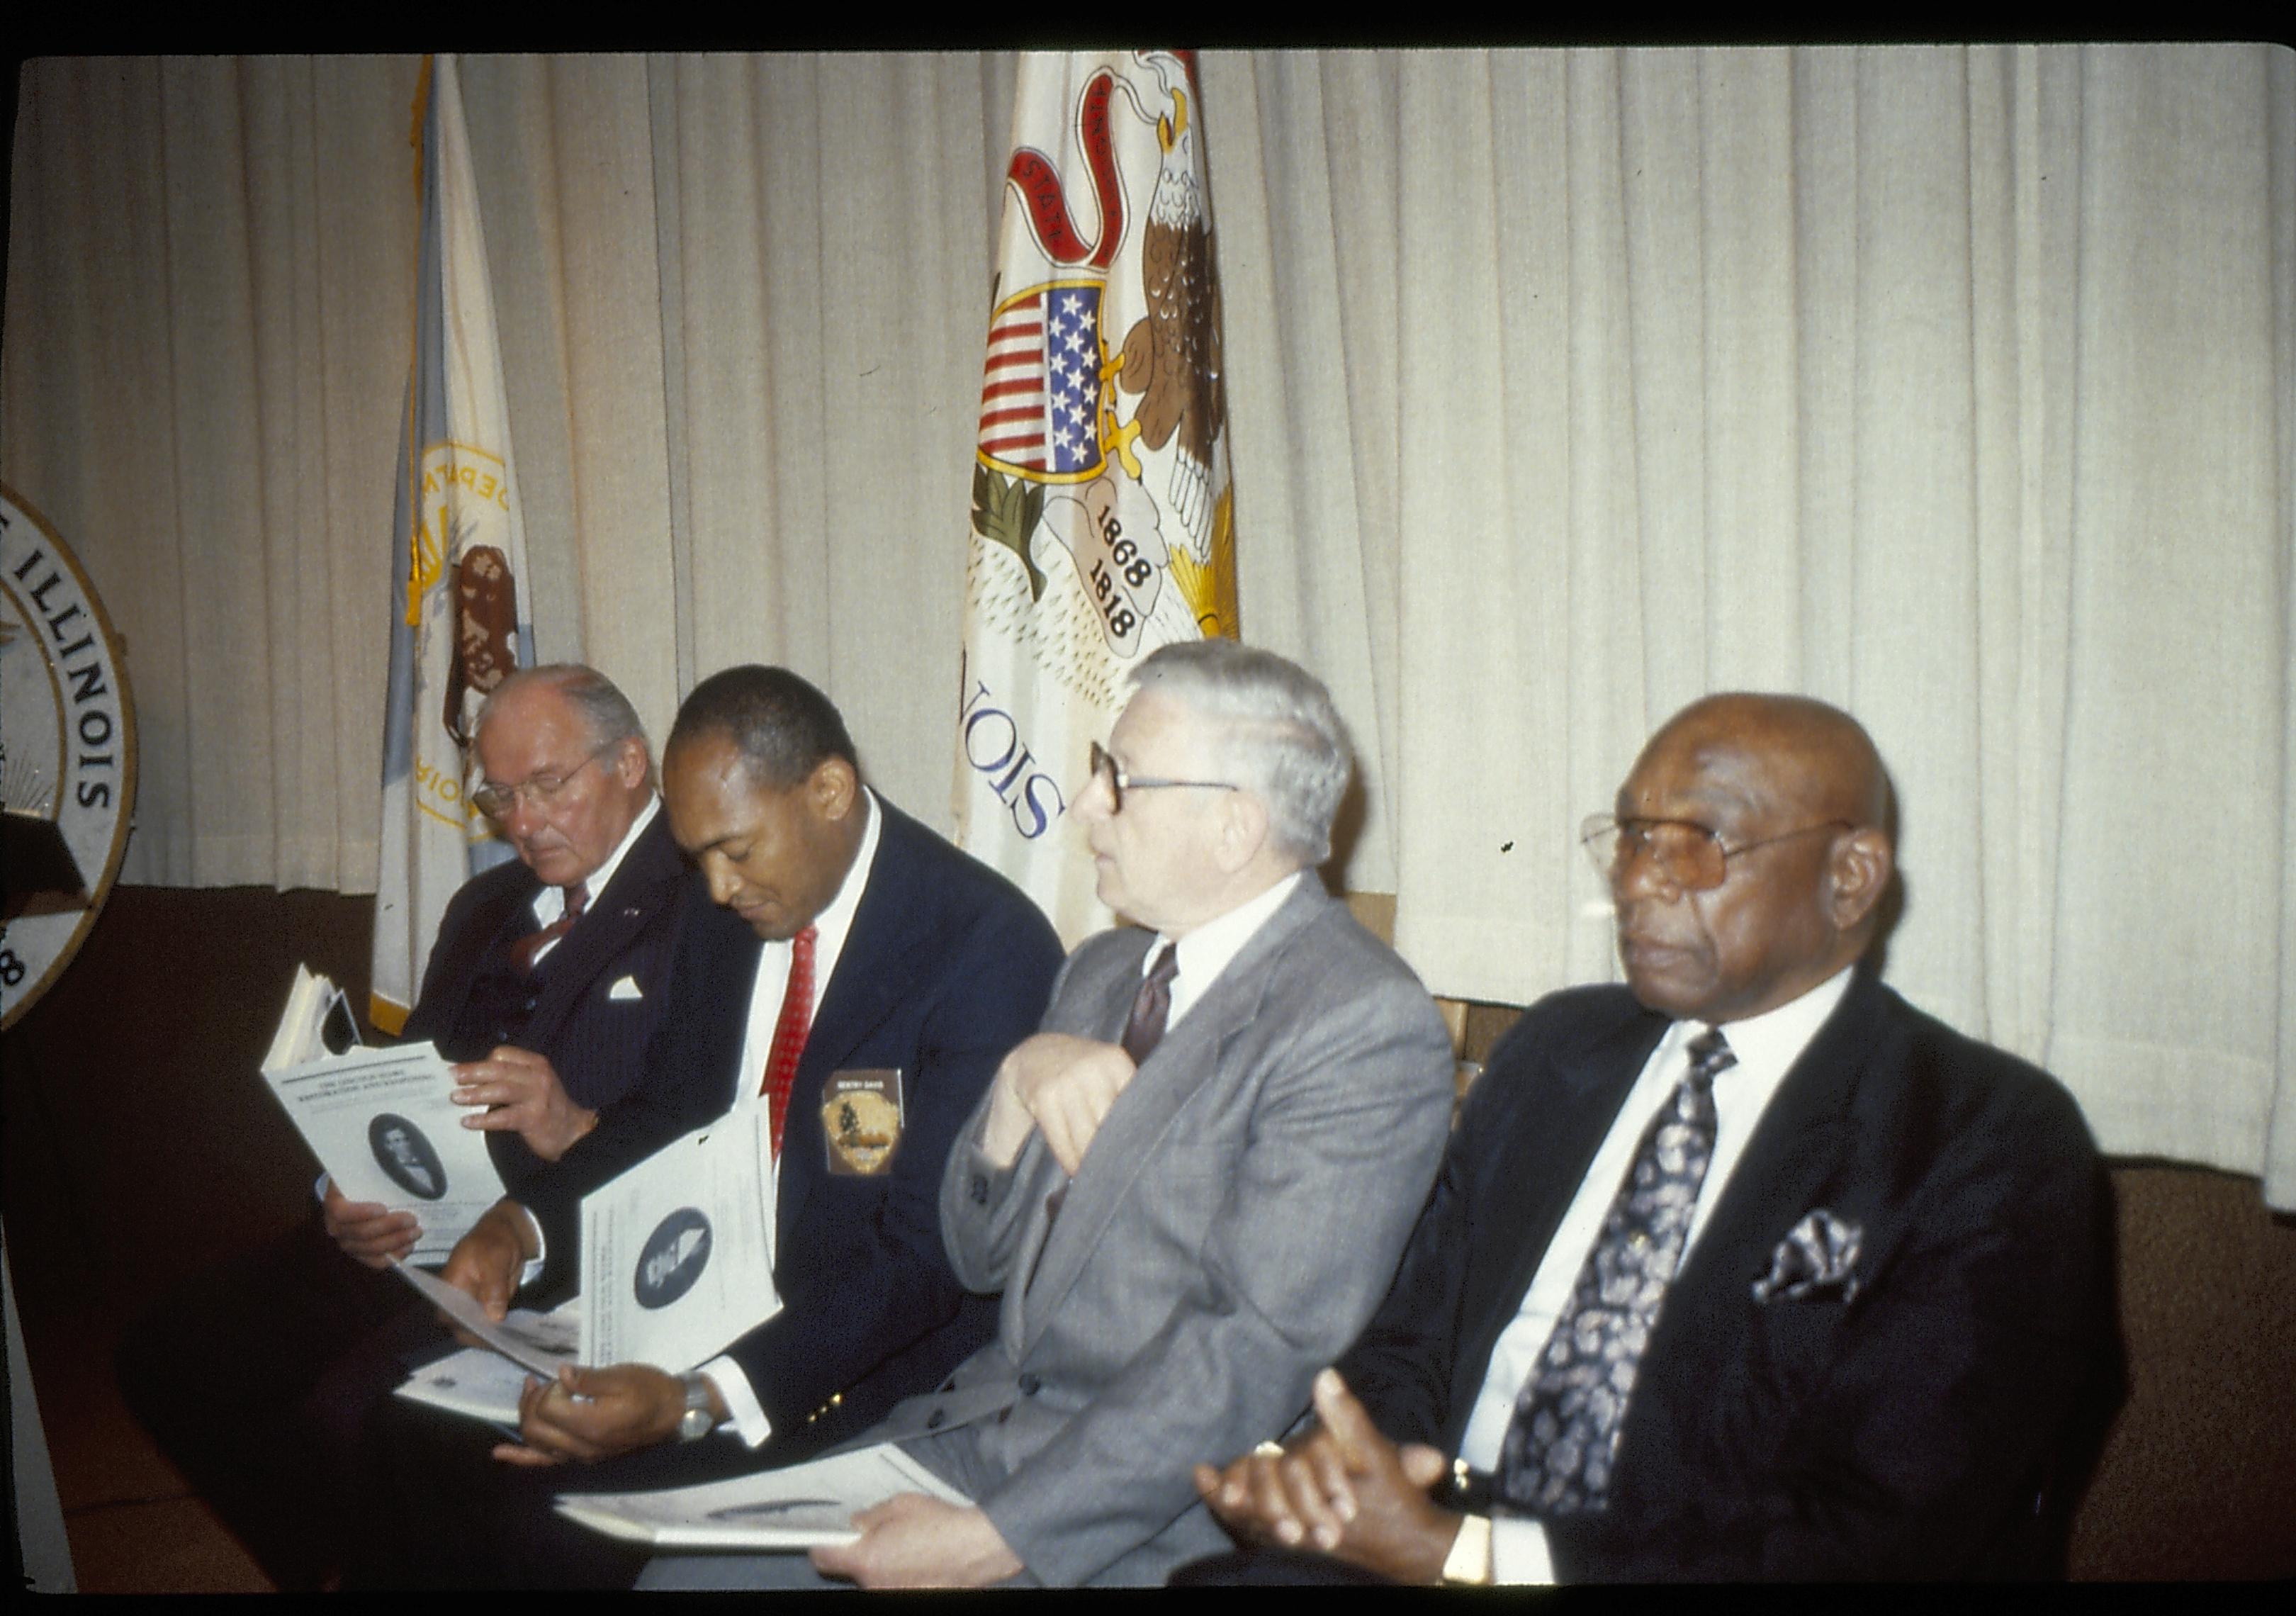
[1114,57,1223,554]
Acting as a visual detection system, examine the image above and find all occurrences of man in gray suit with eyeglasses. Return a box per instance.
[640,639,1457,1590]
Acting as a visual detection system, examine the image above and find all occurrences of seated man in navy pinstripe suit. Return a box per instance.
[117,663,694,1591]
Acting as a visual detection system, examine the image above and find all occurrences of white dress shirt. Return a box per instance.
[1459,965,1856,1583]
[703,788,882,1447]
[1145,869,1305,1033]
[525,793,662,963]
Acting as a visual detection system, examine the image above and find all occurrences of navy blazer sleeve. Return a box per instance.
[395,862,526,1050]
[1338,993,1631,1451]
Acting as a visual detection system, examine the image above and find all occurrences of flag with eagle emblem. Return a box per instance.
[954,50,1239,946]
[369,55,536,1033]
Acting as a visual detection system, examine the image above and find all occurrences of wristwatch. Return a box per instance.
[675,1372,717,1442]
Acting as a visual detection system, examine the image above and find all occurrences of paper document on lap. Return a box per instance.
[393,1303,580,1427]
[553,1442,969,1549]
[261,964,505,1259]
[388,1273,578,1380]
[388,1113,781,1428]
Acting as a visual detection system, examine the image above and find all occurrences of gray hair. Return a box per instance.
[477,664,652,785]
[1129,639,1353,865]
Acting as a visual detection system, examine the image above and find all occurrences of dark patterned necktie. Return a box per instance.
[507,882,587,975]
[1495,1027,1736,1517]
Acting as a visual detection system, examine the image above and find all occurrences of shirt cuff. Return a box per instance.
[313,1171,332,1203]
[700,1354,774,1448]
[517,1206,547,1291]
[1441,1513,1493,1584]
[1490,1517,1556,1585]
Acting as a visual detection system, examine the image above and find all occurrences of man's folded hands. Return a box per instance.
[1195,1368,1463,1586]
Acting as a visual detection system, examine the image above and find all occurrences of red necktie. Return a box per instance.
[760,925,818,1158]
[509,882,588,975]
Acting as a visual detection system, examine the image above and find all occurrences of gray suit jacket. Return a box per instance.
[865,877,1456,1586]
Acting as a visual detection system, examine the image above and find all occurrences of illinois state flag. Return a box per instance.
[370,55,534,1033]
[955,50,1239,946]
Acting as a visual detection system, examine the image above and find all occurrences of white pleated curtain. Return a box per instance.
[4,47,2290,1202]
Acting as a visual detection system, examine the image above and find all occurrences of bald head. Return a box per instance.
[1609,692,1896,1023]
[477,663,651,787]
[1648,692,1895,848]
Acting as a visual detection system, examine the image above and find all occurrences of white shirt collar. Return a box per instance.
[532,792,660,925]
[1149,868,1306,1031]
[807,786,881,984]
[1687,963,1857,1084]
[1645,961,1857,1247]
[732,786,883,1108]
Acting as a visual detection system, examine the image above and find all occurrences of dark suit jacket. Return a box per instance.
[398,808,690,1206]
[1339,970,2122,1581]
[522,795,1064,1455]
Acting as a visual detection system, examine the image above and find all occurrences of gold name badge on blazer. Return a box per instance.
[823,1069,905,1175]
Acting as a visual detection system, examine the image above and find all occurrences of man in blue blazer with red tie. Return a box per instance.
[1191,693,2122,1583]
[357,664,1064,1587]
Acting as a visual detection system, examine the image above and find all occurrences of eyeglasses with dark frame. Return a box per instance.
[1579,813,1855,892]
[472,741,621,822]
[1088,740,1240,816]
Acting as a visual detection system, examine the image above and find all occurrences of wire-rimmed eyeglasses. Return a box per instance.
[472,741,619,821]
[1578,813,1853,892]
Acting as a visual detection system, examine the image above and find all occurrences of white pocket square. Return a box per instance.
[607,975,644,1001]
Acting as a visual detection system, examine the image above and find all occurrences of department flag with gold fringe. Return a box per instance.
[370,55,535,1033]
[955,50,1239,946]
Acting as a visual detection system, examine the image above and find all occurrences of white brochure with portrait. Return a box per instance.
[260,965,504,1262]
[578,1105,782,1372]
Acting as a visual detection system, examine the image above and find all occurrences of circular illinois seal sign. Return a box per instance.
[1,486,137,1031]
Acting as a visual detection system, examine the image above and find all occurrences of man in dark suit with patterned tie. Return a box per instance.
[116,663,692,1590]
[1189,692,2122,1583]
[351,664,1065,1587]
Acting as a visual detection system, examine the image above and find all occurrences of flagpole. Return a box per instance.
[370,53,537,1033]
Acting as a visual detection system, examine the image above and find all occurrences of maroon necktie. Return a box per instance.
[1120,943,1181,1067]
[508,883,587,975]
[1045,943,1181,1228]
